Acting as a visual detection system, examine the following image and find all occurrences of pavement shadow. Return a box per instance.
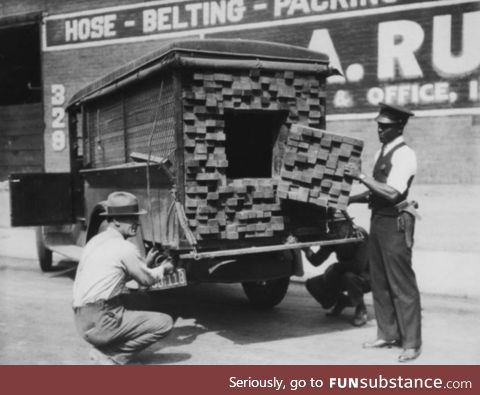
[131,325,207,364]
[163,324,209,348]
[45,265,372,348]
[147,282,372,346]
[46,259,77,279]
[132,351,192,365]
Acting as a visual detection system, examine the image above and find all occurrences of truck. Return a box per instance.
[9,39,364,309]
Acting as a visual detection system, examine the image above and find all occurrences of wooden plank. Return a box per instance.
[0,135,42,150]
[0,103,42,119]
[0,121,43,135]
[0,150,43,166]
[0,104,43,136]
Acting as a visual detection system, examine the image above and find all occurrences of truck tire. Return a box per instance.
[35,227,53,272]
[242,277,290,310]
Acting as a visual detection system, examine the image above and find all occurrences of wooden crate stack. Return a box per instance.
[279,124,363,211]
[184,178,285,240]
[182,70,327,241]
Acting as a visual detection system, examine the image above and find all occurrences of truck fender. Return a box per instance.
[86,202,107,242]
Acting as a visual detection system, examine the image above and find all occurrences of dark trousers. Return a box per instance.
[306,262,370,309]
[369,214,422,349]
[73,292,173,364]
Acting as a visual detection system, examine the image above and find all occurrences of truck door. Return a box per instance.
[0,16,43,180]
[9,173,73,226]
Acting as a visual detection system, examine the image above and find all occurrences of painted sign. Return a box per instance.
[43,0,446,50]
[42,0,480,118]
[302,3,480,115]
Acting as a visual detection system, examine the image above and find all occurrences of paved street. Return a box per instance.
[1,184,479,364]
[1,255,479,365]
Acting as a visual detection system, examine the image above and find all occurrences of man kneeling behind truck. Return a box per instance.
[303,210,370,327]
[72,191,174,365]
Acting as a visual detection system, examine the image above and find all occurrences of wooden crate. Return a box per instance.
[182,71,328,241]
[279,124,363,211]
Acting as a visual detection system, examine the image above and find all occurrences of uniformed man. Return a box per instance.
[346,102,422,362]
[73,191,174,364]
[303,211,370,327]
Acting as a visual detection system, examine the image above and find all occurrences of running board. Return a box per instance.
[43,232,83,261]
[48,244,83,261]
[179,236,362,260]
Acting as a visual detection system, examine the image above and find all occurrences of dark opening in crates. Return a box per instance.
[224,110,287,179]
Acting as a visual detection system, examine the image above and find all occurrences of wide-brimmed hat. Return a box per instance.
[99,191,147,216]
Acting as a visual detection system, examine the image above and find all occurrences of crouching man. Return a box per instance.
[303,211,370,326]
[73,191,174,364]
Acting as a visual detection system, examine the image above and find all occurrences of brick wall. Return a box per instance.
[1,0,478,183]
[2,0,171,174]
[0,0,136,15]
[0,104,44,179]
[328,115,480,184]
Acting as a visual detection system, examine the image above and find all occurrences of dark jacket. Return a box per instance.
[307,227,369,277]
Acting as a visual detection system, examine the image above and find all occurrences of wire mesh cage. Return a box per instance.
[84,77,177,169]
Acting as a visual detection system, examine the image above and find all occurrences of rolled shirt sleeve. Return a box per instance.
[121,242,158,286]
[387,146,417,194]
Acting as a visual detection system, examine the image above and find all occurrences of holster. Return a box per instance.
[395,200,421,220]
[395,200,419,248]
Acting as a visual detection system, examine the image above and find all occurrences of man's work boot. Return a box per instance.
[326,294,349,317]
[351,305,367,327]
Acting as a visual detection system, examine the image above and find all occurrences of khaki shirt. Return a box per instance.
[72,227,142,307]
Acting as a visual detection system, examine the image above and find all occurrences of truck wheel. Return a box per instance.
[242,277,290,309]
[35,227,53,272]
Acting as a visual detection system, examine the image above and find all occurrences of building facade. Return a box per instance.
[1,0,479,182]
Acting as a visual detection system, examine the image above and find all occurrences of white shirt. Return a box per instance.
[72,227,142,307]
[373,136,417,194]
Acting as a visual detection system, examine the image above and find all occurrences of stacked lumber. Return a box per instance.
[182,70,327,241]
[184,178,284,240]
[279,124,363,211]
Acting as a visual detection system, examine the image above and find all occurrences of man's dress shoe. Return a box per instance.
[351,309,367,327]
[363,339,400,349]
[89,348,118,365]
[398,348,421,362]
[326,295,349,317]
